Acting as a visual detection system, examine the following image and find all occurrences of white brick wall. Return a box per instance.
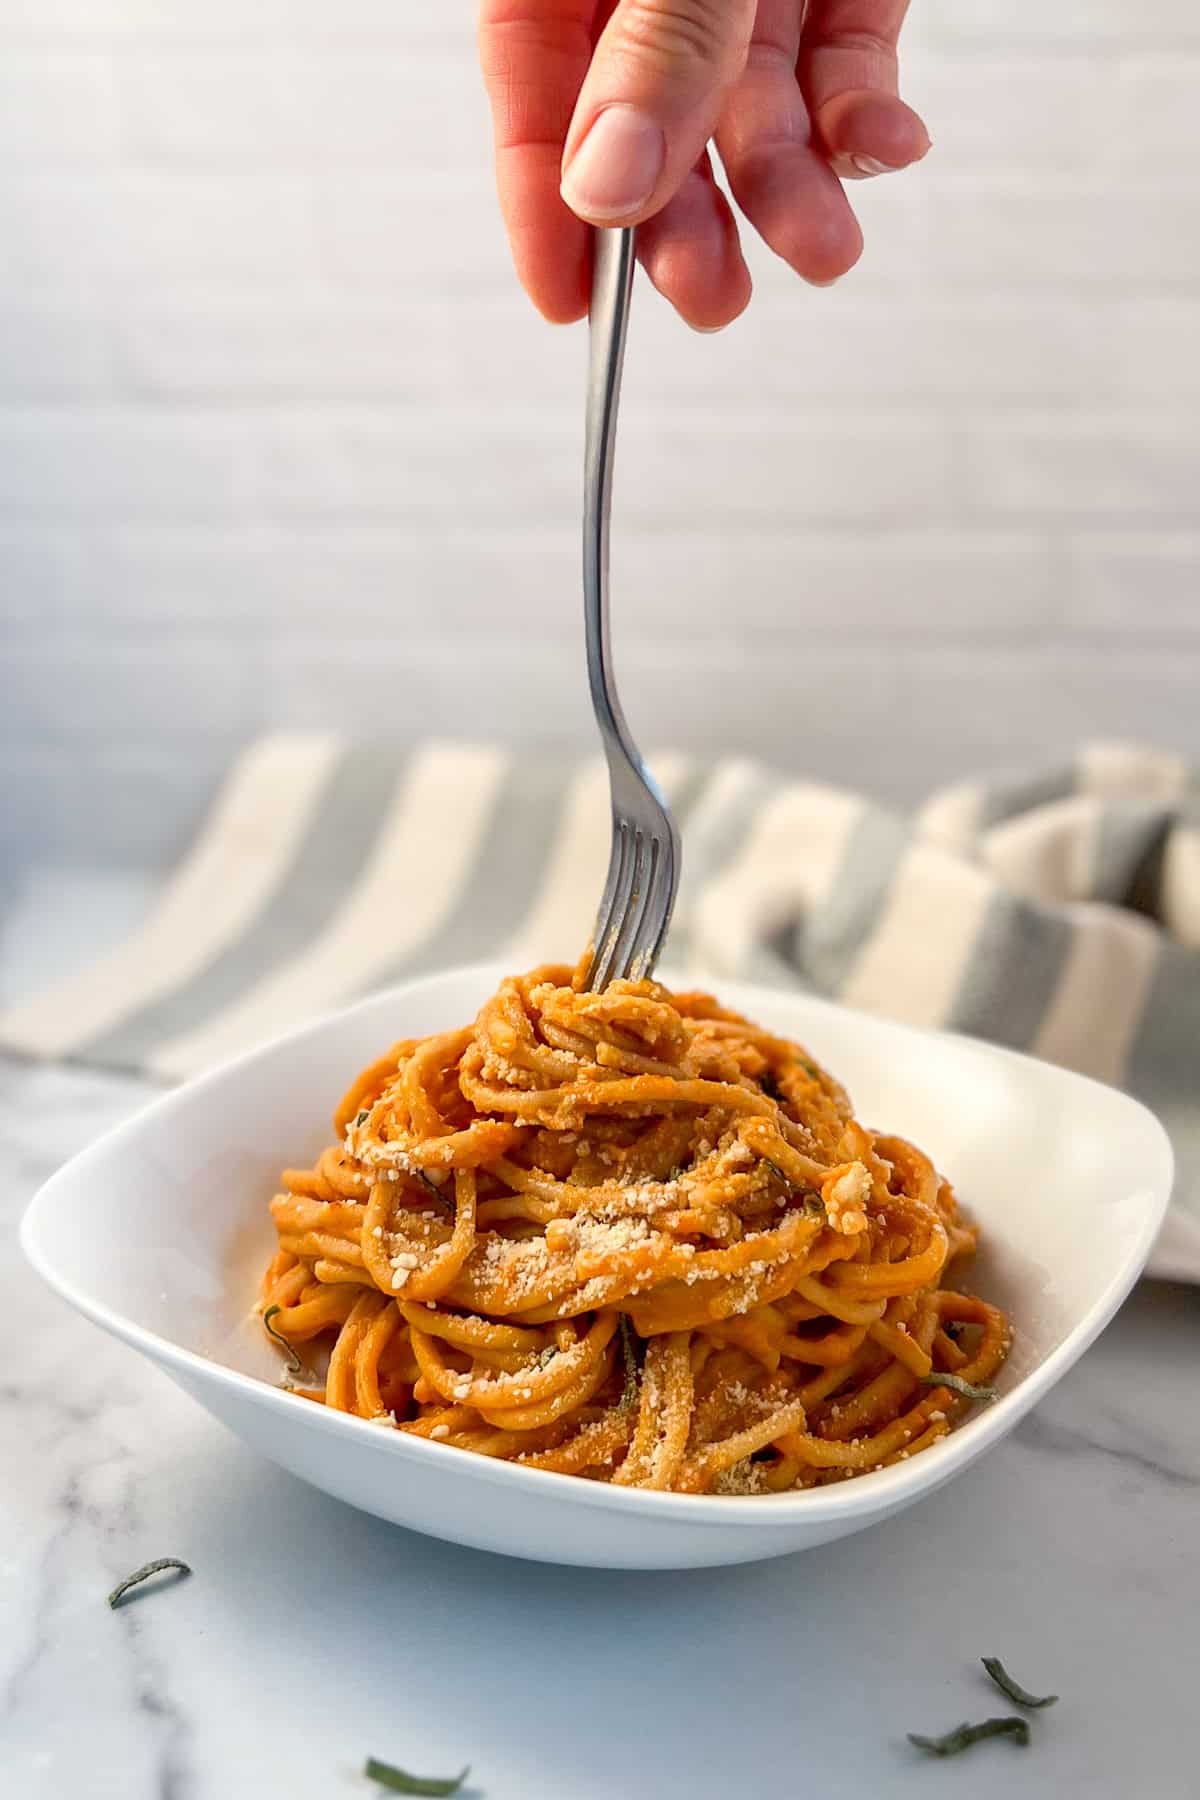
[1,1,1198,863]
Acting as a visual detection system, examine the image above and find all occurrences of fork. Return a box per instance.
[580,226,681,993]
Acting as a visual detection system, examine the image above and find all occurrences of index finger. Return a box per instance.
[799,0,930,176]
[478,0,597,321]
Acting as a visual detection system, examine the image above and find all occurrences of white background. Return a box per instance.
[2,0,1199,864]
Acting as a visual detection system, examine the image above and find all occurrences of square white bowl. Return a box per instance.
[21,964,1172,1569]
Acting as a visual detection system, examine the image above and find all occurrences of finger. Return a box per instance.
[799,0,930,180]
[714,0,863,287]
[478,0,596,321]
[636,155,752,330]
[560,0,758,227]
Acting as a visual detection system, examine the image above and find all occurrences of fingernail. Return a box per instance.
[850,154,899,176]
[561,105,665,221]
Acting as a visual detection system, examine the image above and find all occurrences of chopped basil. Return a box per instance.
[908,1717,1029,1757]
[355,1110,370,1127]
[761,1156,793,1190]
[921,1370,998,1403]
[761,1156,823,1218]
[107,1559,192,1610]
[364,1757,469,1795]
[982,1656,1059,1709]
[415,1169,452,1207]
[262,1304,303,1374]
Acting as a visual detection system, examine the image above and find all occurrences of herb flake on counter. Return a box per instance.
[908,1717,1029,1758]
[982,1656,1059,1709]
[364,1756,469,1795]
[107,1559,192,1609]
[262,1304,303,1373]
[921,1370,998,1403]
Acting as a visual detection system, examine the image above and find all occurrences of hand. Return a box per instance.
[478,0,929,330]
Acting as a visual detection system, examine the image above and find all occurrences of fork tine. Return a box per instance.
[586,785,681,989]
[587,818,637,990]
[627,833,674,980]
[591,819,627,952]
[603,829,657,986]
[587,826,626,990]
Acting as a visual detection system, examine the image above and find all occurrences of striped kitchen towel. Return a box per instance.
[3,736,1197,1280]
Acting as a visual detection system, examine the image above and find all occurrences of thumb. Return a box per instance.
[561,0,756,226]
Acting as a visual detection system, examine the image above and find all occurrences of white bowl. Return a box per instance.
[21,964,1172,1570]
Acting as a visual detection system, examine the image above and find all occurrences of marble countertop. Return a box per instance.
[3,1053,1198,1800]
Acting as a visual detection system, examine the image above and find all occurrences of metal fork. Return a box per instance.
[580,227,681,992]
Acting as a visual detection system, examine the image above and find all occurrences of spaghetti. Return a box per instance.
[259,965,1010,1494]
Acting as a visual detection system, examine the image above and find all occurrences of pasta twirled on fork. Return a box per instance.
[260,965,1009,1494]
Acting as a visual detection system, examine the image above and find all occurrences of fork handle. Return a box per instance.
[583,226,638,757]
